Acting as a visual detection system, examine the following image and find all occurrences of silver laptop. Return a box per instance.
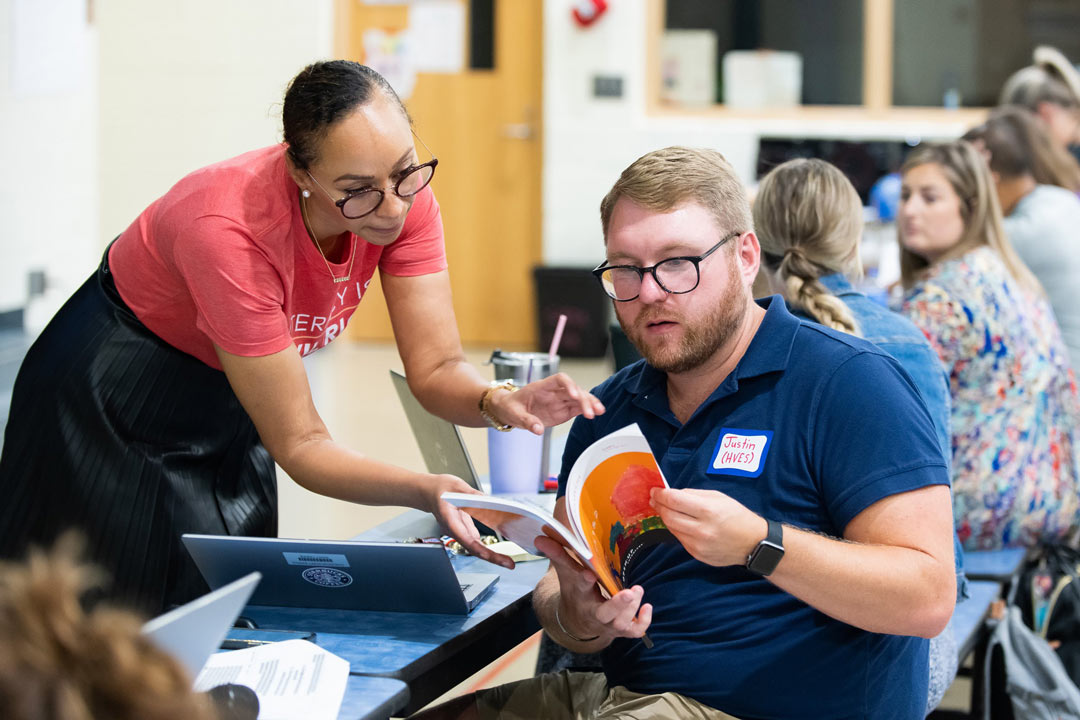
[181,535,498,615]
[389,370,556,516]
[142,571,261,678]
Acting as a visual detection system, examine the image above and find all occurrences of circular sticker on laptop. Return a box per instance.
[301,567,353,588]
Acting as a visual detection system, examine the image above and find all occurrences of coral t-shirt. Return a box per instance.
[109,144,447,369]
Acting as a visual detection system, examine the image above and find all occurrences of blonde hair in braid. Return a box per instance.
[777,246,860,334]
[754,158,862,335]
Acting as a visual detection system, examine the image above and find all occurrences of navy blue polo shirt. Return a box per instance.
[557,296,949,720]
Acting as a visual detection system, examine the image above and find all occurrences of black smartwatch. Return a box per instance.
[746,519,784,576]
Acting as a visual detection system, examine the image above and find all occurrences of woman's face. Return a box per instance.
[305,94,422,246]
[899,163,966,264]
[1038,101,1080,150]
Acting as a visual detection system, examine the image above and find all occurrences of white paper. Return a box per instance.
[409,0,465,73]
[440,492,591,561]
[363,28,416,100]
[195,640,349,720]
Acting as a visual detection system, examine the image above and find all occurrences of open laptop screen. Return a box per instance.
[390,369,482,489]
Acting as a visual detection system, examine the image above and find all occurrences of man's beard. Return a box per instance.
[618,264,748,375]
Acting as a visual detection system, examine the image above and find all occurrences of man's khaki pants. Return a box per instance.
[474,670,742,720]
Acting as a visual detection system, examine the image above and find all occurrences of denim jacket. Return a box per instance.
[794,274,968,599]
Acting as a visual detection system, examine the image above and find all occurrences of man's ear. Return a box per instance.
[737,231,762,288]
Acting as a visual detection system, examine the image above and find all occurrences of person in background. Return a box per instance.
[754,157,965,713]
[0,534,217,720]
[414,146,955,720]
[0,60,602,614]
[963,106,1080,369]
[1000,46,1080,157]
[898,140,1080,551]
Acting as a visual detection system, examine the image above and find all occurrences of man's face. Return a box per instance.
[605,198,751,374]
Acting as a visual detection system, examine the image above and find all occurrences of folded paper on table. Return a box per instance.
[486,539,544,562]
[443,423,674,597]
[194,639,348,720]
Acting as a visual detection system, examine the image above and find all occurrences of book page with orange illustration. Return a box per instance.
[440,424,672,599]
[564,424,673,597]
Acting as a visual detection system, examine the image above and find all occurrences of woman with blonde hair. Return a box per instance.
[898,140,1080,551]
[1000,46,1080,153]
[755,159,951,460]
[756,159,950,446]
[756,159,861,333]
[755,158,964,712]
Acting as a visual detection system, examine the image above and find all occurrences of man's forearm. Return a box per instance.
[769,526,955,638]
[533,570,611,653]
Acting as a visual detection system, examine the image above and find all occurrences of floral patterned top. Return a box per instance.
[901,245,1080,550]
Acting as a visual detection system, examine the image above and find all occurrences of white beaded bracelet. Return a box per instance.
[554,604,600,643]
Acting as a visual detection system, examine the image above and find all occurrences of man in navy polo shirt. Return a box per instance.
[415,147,956,720]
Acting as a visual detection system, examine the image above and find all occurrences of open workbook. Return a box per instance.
[442,423,674,597]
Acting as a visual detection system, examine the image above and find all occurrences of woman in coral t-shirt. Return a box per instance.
[0,61,602,613]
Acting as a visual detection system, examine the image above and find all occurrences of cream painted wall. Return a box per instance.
[98,0,334,248]
[0,0,98,317]
[3,0,334,328]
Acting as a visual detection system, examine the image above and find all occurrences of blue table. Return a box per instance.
[963,547,1029,582]
[925,580,1004,720]
[952,580,1003,661]
[241,511,550,715]
[339,676,409,720]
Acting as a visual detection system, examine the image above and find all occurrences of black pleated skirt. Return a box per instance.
[0,249,276,614]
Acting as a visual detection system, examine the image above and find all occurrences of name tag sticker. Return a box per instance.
[283,552,349,568]
[707,428,773,478]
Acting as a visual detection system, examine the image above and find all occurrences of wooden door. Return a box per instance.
[336,0,542,349]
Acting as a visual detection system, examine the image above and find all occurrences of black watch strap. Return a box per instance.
[746,519,784,576]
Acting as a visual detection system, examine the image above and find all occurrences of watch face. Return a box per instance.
[748,541,784,576]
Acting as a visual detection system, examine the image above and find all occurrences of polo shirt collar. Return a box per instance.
[735,294,799,379]
[628,294,800,401]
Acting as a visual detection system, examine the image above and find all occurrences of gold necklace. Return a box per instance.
[300,193,356,284]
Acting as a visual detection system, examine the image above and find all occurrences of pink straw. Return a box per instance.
[548,314,567,359]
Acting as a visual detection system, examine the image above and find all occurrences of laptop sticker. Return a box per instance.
[707,428,773,478]
[284,552,349,568]
[301,567,353,588]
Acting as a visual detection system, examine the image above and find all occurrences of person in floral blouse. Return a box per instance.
[898,140,1080,550]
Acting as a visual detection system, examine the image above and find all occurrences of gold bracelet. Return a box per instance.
[554,603,600,643]
[478,380,517,432]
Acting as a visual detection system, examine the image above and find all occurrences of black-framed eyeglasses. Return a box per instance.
[306,133,439,219]
[591,231,742,302]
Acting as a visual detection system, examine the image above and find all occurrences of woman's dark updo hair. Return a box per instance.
[282,60,408,171]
